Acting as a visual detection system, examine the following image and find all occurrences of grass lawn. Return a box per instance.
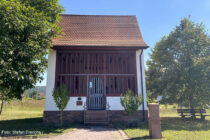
[1,100,210,139]
[0,99,76,138]
[115,105,210,140]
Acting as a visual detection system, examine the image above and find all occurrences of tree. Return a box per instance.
[120,89,142,115]
[31,91,39,99]
[52,85,70,126]
[0,0,63,101]
[146,17,210,112]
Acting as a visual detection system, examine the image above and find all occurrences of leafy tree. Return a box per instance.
[146,17,210,112]
[0,0,63,101]
[120,89,142,115]
[31,91,38,99]
[52,85,70,126]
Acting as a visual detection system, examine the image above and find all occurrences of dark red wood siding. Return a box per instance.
[55,51,137,96]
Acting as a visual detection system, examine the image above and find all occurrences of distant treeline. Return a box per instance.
[27,86,46,94]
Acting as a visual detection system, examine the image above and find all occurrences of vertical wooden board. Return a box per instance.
[108,55,110,74]
[70,76,74,95]
[108,76,110,94]
[112,76,114,94]
[74,54,76,74]
[125,55,128,74]
[65,55,67,74]
[116,55,118,74]
[90,54,92,74]
[121,55,123,74]
[79,76,82,95]
[59,76,62,86]
[63,55,65,74]
[117,76,120,94]
[87,54,90,73]
[78,53,80,73]
[83,54,85,73]
[68,76,71,95]
[97,54,100,73]
[127,55,130,74]
[69,54,71,74]
[73,76,75,95]
[118,55,121,74]
[112,55,115,74]
[55,52,58,88]
[103,54,106,74]
[60,53,63,74]
[99,54,103,74]
[65,75,67,87]
[95,54,97,74]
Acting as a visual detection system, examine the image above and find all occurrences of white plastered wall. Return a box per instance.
[44,50,86,111]
[136,49,147,110]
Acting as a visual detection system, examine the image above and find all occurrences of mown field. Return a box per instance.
[0,99,75,137]
[116,105,210,140]
[0,99,210,139]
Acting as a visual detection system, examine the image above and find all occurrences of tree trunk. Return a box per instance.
[60,110,63,126]
[0,100,4,115]
[189,94,195,118]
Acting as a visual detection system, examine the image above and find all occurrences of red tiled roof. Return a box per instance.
[53,14,148,48]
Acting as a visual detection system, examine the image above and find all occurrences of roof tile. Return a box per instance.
[53,14,148,48]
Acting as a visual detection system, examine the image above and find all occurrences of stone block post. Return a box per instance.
[148,103,162,139]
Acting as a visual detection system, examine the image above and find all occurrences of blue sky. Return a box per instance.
[36,0,210,86]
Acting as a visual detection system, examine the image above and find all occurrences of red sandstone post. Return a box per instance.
[148,103,162,139]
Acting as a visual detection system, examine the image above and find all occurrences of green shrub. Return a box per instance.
[120,89,142,115]
[52,84,70,126]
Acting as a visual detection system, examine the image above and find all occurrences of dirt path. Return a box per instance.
[26,126,128,140]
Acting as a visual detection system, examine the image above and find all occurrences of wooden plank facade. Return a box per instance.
[55,51,137,97]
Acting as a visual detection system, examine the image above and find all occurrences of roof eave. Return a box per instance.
[52,45,149,50]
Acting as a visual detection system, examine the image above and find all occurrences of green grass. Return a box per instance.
[0,99,76,138]
[115,105,210,140]
[0,99,44,120]
[1,100,210,139]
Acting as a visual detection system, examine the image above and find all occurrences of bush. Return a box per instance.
[120,89,142,115]
[52,84,70,126]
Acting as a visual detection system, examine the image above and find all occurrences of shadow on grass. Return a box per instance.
[0,117,78,137]
[126,136,151,140]
[114,117,210,140]
[161,117,210,131]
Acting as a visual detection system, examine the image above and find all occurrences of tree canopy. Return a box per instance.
[146,17,210,109]
[0,0,63,99]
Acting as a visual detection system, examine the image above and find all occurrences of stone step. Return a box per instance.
[84,110,109,125]
[85,118,108,122]
[84,121,109,125]
[86,110,107,115]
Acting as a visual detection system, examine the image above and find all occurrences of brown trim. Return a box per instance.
[53,46,148,50]
[67,94,86,97]
[54,51,58,88]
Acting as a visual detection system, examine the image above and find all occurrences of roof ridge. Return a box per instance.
[60,14,136,17]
